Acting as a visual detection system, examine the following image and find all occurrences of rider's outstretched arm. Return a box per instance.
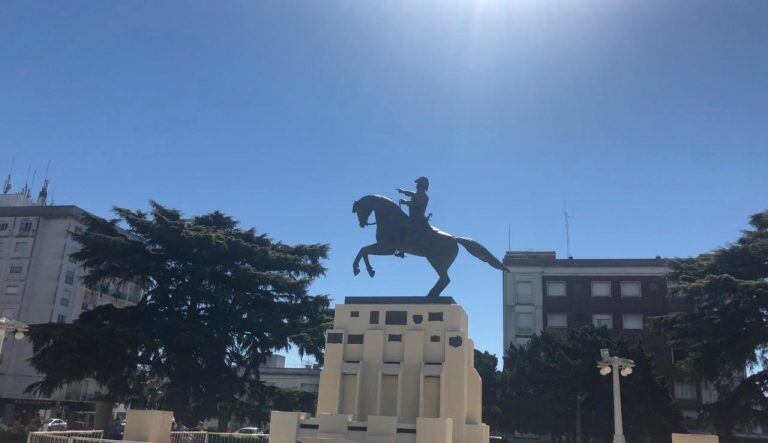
[398,188,416,197]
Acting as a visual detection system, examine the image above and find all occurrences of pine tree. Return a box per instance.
[652,209,768,434]
[26,202,332,427]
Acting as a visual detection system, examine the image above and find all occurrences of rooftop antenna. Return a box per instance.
[507,224,511,251]
[38,161,51,205]
[563,201,574,259]
[21,164,31,198]
[2,158,13,194]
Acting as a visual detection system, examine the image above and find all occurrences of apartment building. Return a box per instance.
[502,250,715,430]
[0,190,142,423]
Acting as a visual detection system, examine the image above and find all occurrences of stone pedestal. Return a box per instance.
[124,410,173,443]
[269,297,489,443]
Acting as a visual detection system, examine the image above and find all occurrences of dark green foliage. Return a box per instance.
[498,327,683,442]
[474,349,501,431]
[266,388,317,417]
[652,210,768,434]
[26,202,332,426]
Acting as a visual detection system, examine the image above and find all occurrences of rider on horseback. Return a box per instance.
[394,176,431,257]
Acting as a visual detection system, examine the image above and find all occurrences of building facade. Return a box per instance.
[0,193,142,424]
[260,355,321,394]
[502,250,716,431]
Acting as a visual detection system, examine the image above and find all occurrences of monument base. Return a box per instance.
[269,297,489,443]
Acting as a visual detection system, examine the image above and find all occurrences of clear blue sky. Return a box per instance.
[2,1,767,365]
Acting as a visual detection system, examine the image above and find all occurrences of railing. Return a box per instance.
[170,432,268,443]
[27,430,103,443]
[208,433,268,443]
[72,438,148,443]
[27,432,149,443]
[170,432,207,443]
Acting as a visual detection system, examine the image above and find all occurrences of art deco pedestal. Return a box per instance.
[269,296,489,443]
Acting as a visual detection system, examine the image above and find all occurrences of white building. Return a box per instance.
[260,355,320,394]
[0,188,142,424]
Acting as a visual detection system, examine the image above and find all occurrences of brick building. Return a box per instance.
[501,250,716,430]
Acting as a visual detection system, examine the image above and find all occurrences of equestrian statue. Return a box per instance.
[352,176,507,298]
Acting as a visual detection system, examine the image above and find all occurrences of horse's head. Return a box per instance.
[352,198,372,228]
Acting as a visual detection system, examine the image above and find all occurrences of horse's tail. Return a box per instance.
[455,237,508,272]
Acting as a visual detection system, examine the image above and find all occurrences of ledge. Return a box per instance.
[344,296,457,305]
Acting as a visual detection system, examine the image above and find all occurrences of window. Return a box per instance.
[61,297,70,307]
[350,311,359,318]
[547,313,567,329]
[5,285,19,295]
[385,311,407,325]
[516,281,533,304]
[674,382,697,400]
[369,311,379,324]
[592,314,613,329]
[56,314,67,324]
[516,312,535,336]
[347,334,364,344]
[388,334,402,342]
[65,270,75,285]
[591,281,611,297]
[0,222,8,231]
[13,241,29,254]
[326,333,343,344]
[620,281,641,297]
[701,381,718,404]
[546,281,566,297]
[19,220,33,232]
[622,314,643,330]
[428,312,443,321]
[9,264,23,274]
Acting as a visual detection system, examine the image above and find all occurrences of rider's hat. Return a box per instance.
[415,176,429,190]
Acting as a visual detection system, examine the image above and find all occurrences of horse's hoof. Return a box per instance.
[353,268,360,276]
[368,269,376,278]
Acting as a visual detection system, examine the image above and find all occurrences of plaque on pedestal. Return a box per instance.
[269,297,490,443]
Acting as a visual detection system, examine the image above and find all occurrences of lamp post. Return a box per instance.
[0,317,29,358]
[597,348,635,443]
[576,391,588,443]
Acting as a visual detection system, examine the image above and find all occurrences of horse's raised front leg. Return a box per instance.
[353,243,396,278]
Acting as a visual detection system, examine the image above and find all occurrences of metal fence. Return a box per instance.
[170,432,267,443]
[208,433,268,443]
[26,432,148,443]
[170,432,207,443]
[27,430,104,443]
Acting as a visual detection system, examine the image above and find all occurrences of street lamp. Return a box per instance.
[0,317,29,358]
[597,348,635,443]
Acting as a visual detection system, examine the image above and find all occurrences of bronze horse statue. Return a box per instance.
[352,194,507,297]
